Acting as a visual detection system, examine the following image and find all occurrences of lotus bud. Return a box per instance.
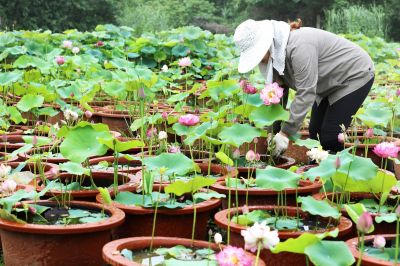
[162,112,168,120]
[373,235,386,249]
[158,131,167,140]
[338,133,346,143]
[245,150,256,162]
[253,137,259,144]
[62,40,73,49]
[366,128,374,138]
[55,56,65,65]
[242,205,249,214]
[96,41,104,47]
[335,157,341,169]
[161,65,168,72]
[146,127,157,138]
[357,212,373,233]
[214,233,223,245]
[32,135,38,146]
[138,88,146,99]
[84,110,93,119]
[232,149,241,159]
[1,134,7,142]
[28,205,37,214]
[397,89,400,97]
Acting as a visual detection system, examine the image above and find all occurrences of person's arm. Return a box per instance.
[280,44,318,137]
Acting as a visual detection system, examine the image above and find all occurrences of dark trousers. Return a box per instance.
[309,77,374,152]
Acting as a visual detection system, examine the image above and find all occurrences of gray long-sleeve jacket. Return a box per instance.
[274,27,374,136]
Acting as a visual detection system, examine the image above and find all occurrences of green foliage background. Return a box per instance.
[0,0,399,41]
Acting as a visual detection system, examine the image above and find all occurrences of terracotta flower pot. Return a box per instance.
[0,135,47,152]
[0,152,19,163]
[214,205,353,266]
[102,236,266,266]
[313,192,397,238]
[94,109,136,135]
[140,149,214,164]
[18,146,69,164]
[96,191,221,240]
[0,200,125,266]
[346,234,396,266]
[4,162,58,184]
[211,179,322,209]
[37,172,135,201]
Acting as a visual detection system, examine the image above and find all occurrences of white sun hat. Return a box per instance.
[234,19,273,74]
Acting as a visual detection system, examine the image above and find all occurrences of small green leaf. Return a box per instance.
[298,196,340,219]
[16,94,44,112]
[215,151,233,166]
[304,240,355,266]
[164,177,216,196]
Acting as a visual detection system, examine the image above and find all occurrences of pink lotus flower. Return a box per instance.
[335,157,341,169]
[216,246,253,266]
[260,82,284,105]
[232,149,241,159]
[365,128,374,138]
[178,114,200,126]
[178,57,191,67]
[357,212,373,233]
[373,235,386,249]
[96,41,104,47]
[239,80,258,94]
[162,112,168,120]
[397,89,400,97]
[55,56,65,65]
[373,142,399,158]
[62,40,73,49]
[84,110,93,119]
[168,145,181,153]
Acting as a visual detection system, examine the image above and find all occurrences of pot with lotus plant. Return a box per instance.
[346,234,400,266]
[1,162,58,186]
[210,166,322,209]
[0,135,52,152]
[0,196,125,266]
[0,152,19,163]
[37,169,136,201]
[89,155,142,175]
[18,145,69,164]
[96,152,224,240]
[214,203,353,266]
[102,236,266,266]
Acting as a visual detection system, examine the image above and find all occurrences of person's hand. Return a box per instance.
[272,132,289,157]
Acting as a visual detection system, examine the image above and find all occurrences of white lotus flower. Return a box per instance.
[64,109,79,121]
[1,179,17,194]
[306,147,329,163]
[161,65,169,72]
[0,164,11,179]
[158,131,168,140]
[214,233,223,244]
[240,221,280,252]
[72,47,80,54]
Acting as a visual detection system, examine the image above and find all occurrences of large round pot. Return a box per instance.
[214,205,353,266]
[344,136,398,166]
[0,152,19,163]
[313,192,397,237]
[94,109,136,135]
[96,192,221,240]
[283,130,310,164]
[211,179,322,208]
[102,236,266,266]
[0,135,45,152]
[140,149,214,164]
[0,200,125,266]
[346,234,396,266]
[4,162,58,184]
[37,172,135,201]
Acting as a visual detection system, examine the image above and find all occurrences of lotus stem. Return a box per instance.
[395,218,399,264]
[356,233,365,266]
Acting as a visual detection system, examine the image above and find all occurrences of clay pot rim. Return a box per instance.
[235,155,296,171]
[295,164,318,174]
[346,234,395,266]
[0,200,125,235]
[102,236,266,266]
[37,172,136,198]
[96,192,221,215]
[18,146,69,163]
[214,205,353,239]
[0,152,19,163]
[211,179,322,196]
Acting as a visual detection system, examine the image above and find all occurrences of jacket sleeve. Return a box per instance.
[281,44,318,136]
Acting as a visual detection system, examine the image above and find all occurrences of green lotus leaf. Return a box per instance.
[218,123,261,147]
[249,104,289,129]
[164,176,216,196]
[59,162,89,176]
[97,137,144,153]
[16,94,44,112]
[304,240,355,266]
[298,196,340,219]
[255,166,301,191]
[143,153,197,176]
[0,71,23,86]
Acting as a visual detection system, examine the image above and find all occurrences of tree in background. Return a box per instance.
[0,0,120,32]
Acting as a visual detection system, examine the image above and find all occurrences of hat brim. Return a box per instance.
[238,20,273,74]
